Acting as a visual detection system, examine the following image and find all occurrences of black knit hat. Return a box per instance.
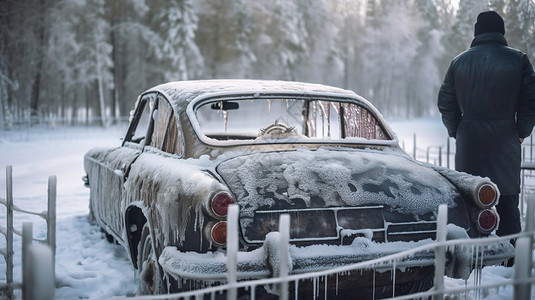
[474,11,505,36]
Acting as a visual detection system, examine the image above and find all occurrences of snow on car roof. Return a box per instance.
[143,79,398,146]
[145,79,359,109]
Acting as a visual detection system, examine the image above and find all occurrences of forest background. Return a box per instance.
[1,0,534,128]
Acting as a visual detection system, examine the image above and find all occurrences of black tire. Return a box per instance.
[100,228,115,244]
[137,223,166,295]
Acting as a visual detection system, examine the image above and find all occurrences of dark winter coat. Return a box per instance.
[438,32,535,195]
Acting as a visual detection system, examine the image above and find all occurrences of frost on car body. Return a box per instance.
[83,80,513,297]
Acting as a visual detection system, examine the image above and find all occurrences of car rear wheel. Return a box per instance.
[137,223,166,295]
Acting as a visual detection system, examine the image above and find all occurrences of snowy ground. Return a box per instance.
[0,126,137,299]
[0,117,532,299]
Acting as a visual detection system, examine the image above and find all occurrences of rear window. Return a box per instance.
[194,97,391,142]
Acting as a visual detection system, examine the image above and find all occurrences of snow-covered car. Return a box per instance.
[83,80,514,297]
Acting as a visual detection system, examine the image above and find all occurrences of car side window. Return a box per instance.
[163,109,183,155]
[125,95,155,145]
[149,97,183,156]
[150,99,170,150]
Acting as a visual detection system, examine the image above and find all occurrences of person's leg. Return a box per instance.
[495,194,521,266]
[495,194,521,237]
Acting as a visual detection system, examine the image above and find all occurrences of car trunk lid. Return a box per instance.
[216,148,460,244]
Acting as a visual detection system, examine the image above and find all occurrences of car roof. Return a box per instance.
[142,79,398,147]
[144,79,359,110]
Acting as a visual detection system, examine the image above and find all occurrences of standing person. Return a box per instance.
[438,11,535,241]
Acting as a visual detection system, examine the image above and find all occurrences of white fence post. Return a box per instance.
[227,204,239,300]
[433,204,448,300]
[279,214,290,300]
[514,191,534,300]
[6,166,14,298]
[447,137,450,168]
[514,237,532,300]
[27,244,55,300]
[47,175,56,275]
[525,189,534,238]
[22,222,32,300]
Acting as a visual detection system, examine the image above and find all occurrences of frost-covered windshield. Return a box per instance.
[195,97,391,142]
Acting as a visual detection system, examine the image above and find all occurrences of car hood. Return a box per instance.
[216,148,459,219]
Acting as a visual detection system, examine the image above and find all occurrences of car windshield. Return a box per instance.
[195,97,391,142]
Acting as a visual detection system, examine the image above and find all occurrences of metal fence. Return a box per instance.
[0,166,56,299]
[408,133,535,169]
[408,133,535,218]
[102,202,534,300]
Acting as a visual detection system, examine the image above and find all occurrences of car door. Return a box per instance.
[92,93,156,241]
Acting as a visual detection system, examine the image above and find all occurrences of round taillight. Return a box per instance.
[477,184,497,208]
[211,191,235,217]
[477,209,498,233]
[211,221,227,245]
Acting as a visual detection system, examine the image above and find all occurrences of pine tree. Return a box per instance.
[255,0,308,81]
[410,0,447,117]
[150,0,203,81]
[446,0,488,56]
[106,0,150,122]
[358,1,425,115]
[73,0,114,126]
[0,1,15,128]
[195,0,256,79]
[504,0,535,54]
[294,0,344,86]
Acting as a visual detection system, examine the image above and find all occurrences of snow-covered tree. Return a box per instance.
[45,0,83,122]
[2,0,534,122]
[520,0,535,58]
[70,0,114,126]
[106,0,151,122]
[358,1,425,115]
[293,0,344,86]
[408,0,448,117]
[446,0,488,55]
[0,55,15,129]
[195,0,256,79]
[503,0,535,56]
[149,0,203,81]
[252,0,308,80]
[1,0,49,122]
[0,5,15,128]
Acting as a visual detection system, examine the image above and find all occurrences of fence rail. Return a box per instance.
[408,134,535,169]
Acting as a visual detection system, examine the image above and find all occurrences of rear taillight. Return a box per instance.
[476,183,498,208]
[211,221,227,245]
[211,191,235,217]
[477,209,498,233]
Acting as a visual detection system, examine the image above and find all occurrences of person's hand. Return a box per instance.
[520,138,524,144]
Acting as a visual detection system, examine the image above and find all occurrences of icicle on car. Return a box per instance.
[83,80,514,297]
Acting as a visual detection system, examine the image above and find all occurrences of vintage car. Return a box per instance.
[84,80,514,297]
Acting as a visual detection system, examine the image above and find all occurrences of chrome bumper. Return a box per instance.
[158,231,514,282]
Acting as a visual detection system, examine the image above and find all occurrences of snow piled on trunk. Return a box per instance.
[217,148,458,220]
